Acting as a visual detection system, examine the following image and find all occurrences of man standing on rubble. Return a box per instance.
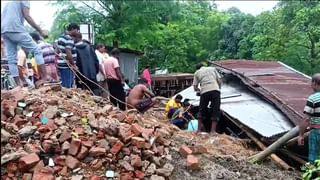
[72,32,99,95]
[103,48,126,111]
[1,1,50,86]
[193,63,222,134]
[56,23,79,88]
[30,32,59,82]
[298,73,320,164]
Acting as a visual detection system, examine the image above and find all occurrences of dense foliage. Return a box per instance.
[50,1,319,75]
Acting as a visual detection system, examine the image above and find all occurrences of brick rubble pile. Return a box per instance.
[1,86,204,180]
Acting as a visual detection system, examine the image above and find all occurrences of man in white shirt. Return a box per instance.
[95,44,109,98]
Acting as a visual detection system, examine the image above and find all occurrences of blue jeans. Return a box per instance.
[58,67,74,88]
[309,129,320,164]
[2,32,44,77]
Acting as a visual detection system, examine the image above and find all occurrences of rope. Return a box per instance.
[60,55,137,110]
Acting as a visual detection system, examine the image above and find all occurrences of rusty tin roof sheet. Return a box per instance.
[213,60,312,125]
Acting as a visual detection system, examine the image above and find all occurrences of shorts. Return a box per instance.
[135,98,154,113]
[199,90,221,121]
[171,118,187,129]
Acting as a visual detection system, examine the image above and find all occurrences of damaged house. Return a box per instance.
[174,60,312,168]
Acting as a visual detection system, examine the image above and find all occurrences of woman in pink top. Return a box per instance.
[142,65,152,88]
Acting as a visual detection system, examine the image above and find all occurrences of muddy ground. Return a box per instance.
[167,130,301,180]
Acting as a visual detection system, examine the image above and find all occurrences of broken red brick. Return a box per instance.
[91,160,103,170]
[32,160,44,173]
[157,146,165,156]
[190,145,207,154]
[82,140,94,147]
[90,175,103,180]
[186,155,200,170]
[38,126,49,134]
[131,137,145,149]
[117,113,126,122]
[59,130,72,143]
[42,140,53,153]
[120,172,134,180]
[89,147,106,157]
[54,155,66,166]
[46,99,58,106]
[179,145,192,157]
[65,155,80,170]
[18,153,40,172]
[111,140,124,155]
[77,146,88,160]
[44,130,53,139]
[130,123,143,136]
[74,127,85,135]
[14,116,28,127]
[61,141,70,152]
[59,166,68,176]
[96,130,105,139]
[123,131,135,143]
[156,136,171,146]
[53,166,63,174]
[131,154,142,168]
[45,120,58,131]
[32,168,55,180]
[135,170,145,179]
[69,139,82,156]
[141,128,153,140]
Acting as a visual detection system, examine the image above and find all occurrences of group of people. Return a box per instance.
[2,1,318,165]
[1,1,125,108]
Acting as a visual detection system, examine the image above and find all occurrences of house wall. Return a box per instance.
[119,52,139,83]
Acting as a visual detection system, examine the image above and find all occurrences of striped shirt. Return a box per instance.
[38,41,56,64]
[56,34,76,67]
[304,92,320,125]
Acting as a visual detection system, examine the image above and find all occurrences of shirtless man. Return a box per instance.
[127,78,159,113]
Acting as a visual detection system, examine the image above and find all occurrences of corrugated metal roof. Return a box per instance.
[213,60,312,126]
[176,83,293,138]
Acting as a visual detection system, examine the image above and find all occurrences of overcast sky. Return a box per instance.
[1,1,279,30]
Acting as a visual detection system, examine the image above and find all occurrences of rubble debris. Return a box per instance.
[0,86,299,179]
[0,87,180,179]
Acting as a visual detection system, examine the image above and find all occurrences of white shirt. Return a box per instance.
[95,50,106,82]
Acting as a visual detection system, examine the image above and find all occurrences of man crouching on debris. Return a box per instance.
[193,63,222,134]
[298,73,320,164]
[127,78,159,113]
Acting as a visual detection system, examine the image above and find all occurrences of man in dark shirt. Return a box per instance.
[56,23,79,88]
[72,32,99,95]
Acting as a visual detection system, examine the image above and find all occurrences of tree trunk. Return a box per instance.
[113,39,119,48]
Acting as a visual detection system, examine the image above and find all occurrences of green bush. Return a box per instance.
[302,160,320,180]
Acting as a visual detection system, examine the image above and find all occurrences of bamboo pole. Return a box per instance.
[249,126,299,163]
[279,149,307,165]
[244,126,291,170]
[223,112,291,170]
